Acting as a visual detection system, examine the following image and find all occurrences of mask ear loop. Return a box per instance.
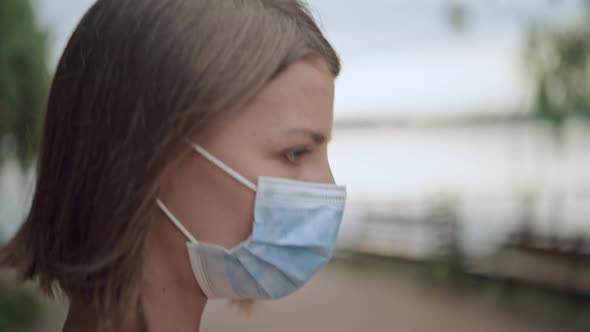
[185,140,257,192]
[156,198,198,244]
[156,140,257,243]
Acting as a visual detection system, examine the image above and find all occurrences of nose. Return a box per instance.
[325,165,335,184]
[319,152,336,184]
[302,156,335,184]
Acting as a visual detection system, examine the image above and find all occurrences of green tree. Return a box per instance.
[524,2,590,125]
[0,1,48,329]
[0,0,50,168]
[0,281,40,332]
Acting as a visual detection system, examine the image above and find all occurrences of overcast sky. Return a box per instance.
[33,0,585,118]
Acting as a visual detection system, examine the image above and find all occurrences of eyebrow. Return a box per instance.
[288,128,330,144]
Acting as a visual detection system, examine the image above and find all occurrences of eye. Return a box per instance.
[283,147,311,163]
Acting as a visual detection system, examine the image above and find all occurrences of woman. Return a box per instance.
[0,0,346,331]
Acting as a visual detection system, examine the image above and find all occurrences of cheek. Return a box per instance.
[171,152,257,248]
[230,190,257,243]
[195,181,256,248]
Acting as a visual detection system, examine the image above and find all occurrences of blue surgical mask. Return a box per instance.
[156,142,346,299]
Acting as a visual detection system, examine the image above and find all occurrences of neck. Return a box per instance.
[62,276,207,332]
[140,214,208,332]
[140,267,207,332]
[62,212,208,332]
[62,293,206,332]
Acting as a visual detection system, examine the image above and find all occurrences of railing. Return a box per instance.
[344,193,590,296]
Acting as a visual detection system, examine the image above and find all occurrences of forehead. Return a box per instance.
[242,57,335,132]
[197,57,336,145]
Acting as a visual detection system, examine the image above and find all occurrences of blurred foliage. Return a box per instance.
[0,0,50,168]
[446,2,470,33]
[0,279,41,331]
[0,1,47,329]
[445,1,590,126]
[525,1,590,125]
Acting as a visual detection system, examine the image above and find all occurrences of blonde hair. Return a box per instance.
[0,0,339,328]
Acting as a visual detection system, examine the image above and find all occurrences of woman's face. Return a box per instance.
[158,56,336,249]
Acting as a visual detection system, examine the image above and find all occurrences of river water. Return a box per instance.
[1,119,589,255]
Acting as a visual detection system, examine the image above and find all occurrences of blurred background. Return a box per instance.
[1,0,589,331]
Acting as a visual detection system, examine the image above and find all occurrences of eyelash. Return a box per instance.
[283,147,312,163]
